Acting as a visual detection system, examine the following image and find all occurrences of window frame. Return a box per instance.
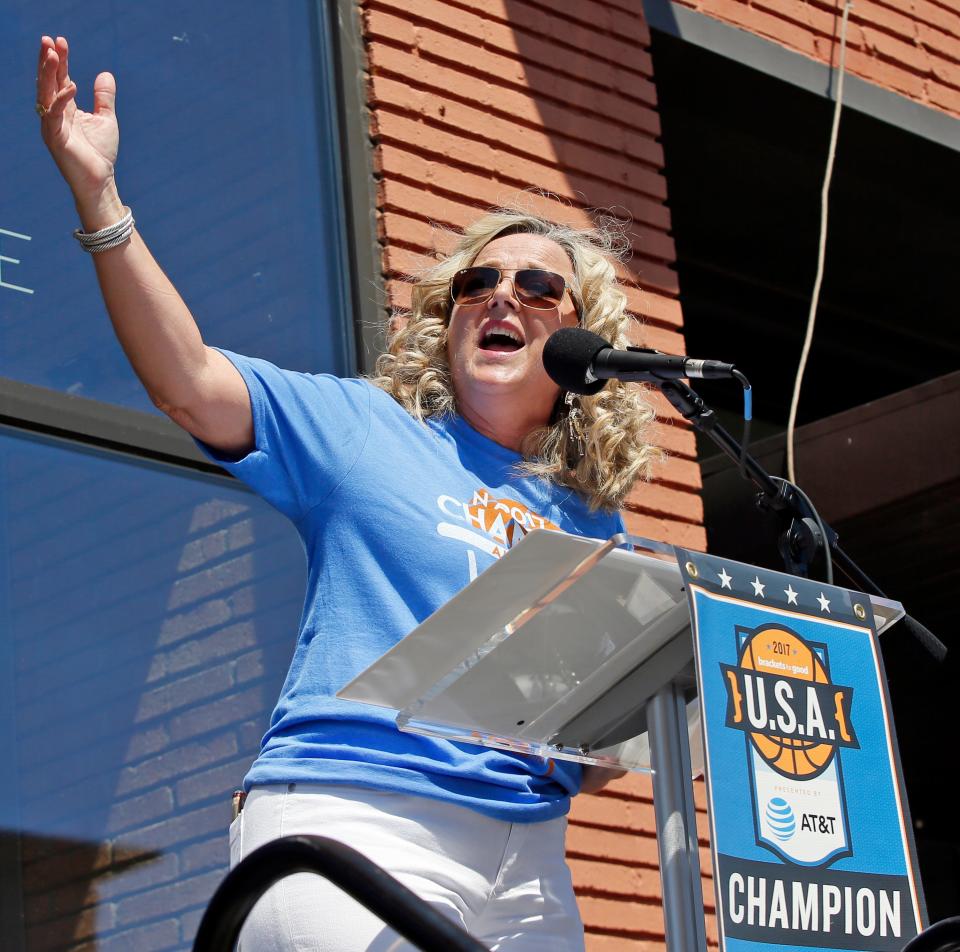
[0,0,380,476]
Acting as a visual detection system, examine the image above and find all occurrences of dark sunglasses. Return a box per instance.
[450,266,570,311]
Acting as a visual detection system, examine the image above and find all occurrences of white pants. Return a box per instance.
[229,783,585,952]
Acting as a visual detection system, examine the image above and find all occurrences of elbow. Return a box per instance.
[149,389,174,415]
[150,391,195,432]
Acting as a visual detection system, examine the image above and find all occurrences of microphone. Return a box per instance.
[542,328,736,395]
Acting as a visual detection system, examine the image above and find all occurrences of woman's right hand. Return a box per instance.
[37,35,123,227]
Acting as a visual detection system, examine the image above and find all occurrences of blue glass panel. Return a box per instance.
[0,0,351,412]
[0,428,305,949]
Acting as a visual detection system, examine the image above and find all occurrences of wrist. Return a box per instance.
[74,182,125,233]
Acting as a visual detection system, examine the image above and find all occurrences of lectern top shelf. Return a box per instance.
[338,530,904,774]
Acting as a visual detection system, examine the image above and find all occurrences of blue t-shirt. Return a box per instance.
[195,350,625,821]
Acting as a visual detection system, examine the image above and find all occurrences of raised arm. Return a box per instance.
[36,35,254,456]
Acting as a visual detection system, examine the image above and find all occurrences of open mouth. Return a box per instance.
[479,327,524,353]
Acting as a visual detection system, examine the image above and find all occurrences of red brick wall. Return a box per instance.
[569,774,718,949]
[672,0,960,118]
[359,0,707,946]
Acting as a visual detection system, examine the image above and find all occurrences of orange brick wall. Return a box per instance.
[672,0,960,118]
[569,773,719,948]
[358,0,706,946]
[360,0,706,546]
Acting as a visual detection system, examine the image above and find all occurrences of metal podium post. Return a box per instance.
[647,681,707,952]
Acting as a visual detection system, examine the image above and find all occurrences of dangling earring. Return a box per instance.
[564,392,586,463]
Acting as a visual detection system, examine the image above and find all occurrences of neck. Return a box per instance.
[456,399,546,453]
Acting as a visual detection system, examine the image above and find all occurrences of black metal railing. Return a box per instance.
[192,834,488,952]
[191,831,960,952]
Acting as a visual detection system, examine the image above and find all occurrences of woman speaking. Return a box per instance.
[37,34,658,951]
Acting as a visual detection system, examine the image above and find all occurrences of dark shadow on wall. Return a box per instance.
[649,31,960,432]
[0,830,162,952]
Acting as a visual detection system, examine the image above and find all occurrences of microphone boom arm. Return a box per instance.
[656,379,946,661]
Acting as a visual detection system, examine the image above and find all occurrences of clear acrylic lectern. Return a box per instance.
[340,527,909,952]
[339,529,708,951]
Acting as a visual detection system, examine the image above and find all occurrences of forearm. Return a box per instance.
[76,184,210,414]
[580,764,627,795]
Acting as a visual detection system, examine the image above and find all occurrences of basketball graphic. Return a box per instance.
[720,621,858,865]
[737,627,837,779]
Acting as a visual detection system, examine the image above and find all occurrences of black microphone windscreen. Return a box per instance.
[542,328,610,395]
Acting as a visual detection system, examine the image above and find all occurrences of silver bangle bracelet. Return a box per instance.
[73,206,135,253]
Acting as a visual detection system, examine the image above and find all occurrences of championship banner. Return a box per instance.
[676,549,926,952]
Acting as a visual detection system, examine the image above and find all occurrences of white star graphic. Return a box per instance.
[817,592,831,613]
[784,585,799,605]
[751,576,766,597]
[718,567,733,589]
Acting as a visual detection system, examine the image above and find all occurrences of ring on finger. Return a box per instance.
[35,100,51,117]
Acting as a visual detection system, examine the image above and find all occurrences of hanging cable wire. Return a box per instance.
[786,0,853,484]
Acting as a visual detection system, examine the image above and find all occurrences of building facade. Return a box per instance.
[0,0,956,949]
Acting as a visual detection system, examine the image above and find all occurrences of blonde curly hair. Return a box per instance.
[370,208,660,510]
